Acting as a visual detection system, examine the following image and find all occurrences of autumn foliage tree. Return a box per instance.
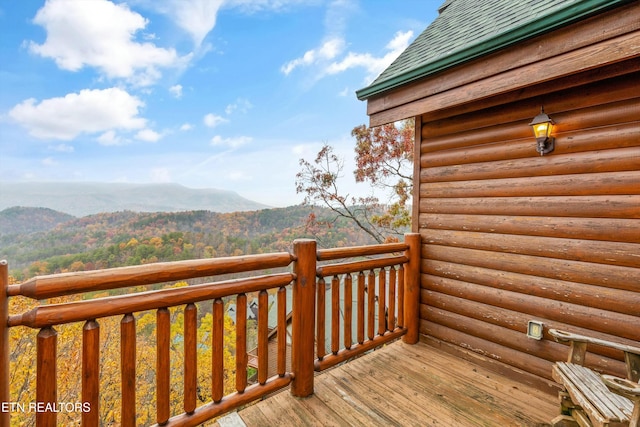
[296,119,414,243]
[7,282,238,426]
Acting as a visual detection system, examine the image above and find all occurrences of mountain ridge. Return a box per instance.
[0,182,269,216]
[1,206,377,279]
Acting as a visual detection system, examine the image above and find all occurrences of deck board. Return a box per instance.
[233,340,556,426]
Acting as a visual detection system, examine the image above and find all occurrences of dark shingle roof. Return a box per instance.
[356,0,631,100]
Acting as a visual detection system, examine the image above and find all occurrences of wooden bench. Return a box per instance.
[549,329,640,427]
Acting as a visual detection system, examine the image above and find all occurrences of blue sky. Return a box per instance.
[0,0,438,207]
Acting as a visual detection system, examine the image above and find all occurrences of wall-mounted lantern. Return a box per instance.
[529,107,555,156]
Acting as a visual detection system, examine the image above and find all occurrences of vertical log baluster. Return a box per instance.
[331,275,340,355]
[277,286,287,376]
[343,274,352,350]
[316,278,326,360]
[212,298,224,402]
[157,308,170,425]
[121,314,136,427]
[36,327,57,427]
[82,320,100,427]
[388,267,396,331]
[357,272,365,345]
[398,264,405,328]
[378,268,386,336]
[258,290,268,385]
[367,270,375,341]
[236,293,247,393]
[0,261,10,427]
[184,303,197,413]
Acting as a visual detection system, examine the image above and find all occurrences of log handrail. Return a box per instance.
[8,252,294,300]
[1,234,422,426]
[317,242,408,261]
[8,273,294,328]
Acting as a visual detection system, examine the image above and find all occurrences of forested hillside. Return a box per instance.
[0,206,75,235]
[2,205,377,280]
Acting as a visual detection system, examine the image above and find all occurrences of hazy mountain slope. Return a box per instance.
[0,207,75,236]
[0,182,269,216]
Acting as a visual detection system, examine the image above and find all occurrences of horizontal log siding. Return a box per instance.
[418,73,640,383]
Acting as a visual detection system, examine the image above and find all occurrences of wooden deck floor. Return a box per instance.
[232,340,557,426]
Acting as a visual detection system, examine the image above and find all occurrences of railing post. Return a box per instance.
[0,260,9,427]
[291,239,316,398]
[403,233,421,344]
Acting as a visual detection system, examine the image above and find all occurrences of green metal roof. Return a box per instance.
[356,0,632,100]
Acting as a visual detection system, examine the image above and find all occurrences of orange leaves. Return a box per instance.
[296,119,414,243]
[352,119,414,186]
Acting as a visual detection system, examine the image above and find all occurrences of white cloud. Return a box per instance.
[42,157,57,166]
[28,0,184,86]
[180,123,193,131]
[387,29,414,51]
[166,0,223,47]
[323,0,352,35]
[203,113,228,128]
[280,0,352,76]
[135,128,162,142]
[281,0,414,84]
[169,84,183,98]
[325,30,413,82]
[137,0,318,52]
[227,0,322,14]
[9,88,146,140]
[281,37,345,75]
[49,143,75,152]
[338,87,350,97]
[97,130,127,146]
[211,135,252,148]
[225,98,253,115]
[138,0,222,47]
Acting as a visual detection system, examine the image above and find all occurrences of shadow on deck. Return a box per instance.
[229,339,556,426]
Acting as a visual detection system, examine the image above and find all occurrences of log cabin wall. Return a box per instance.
[358,1,640,391]
[417,69,640,389]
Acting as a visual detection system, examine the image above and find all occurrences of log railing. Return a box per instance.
[0,234,421,426]
[313,233,421,371]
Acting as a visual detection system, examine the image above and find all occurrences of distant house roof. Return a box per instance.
[356,0,631,100]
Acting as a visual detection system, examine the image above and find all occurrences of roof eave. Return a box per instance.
[356,0,632,101]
